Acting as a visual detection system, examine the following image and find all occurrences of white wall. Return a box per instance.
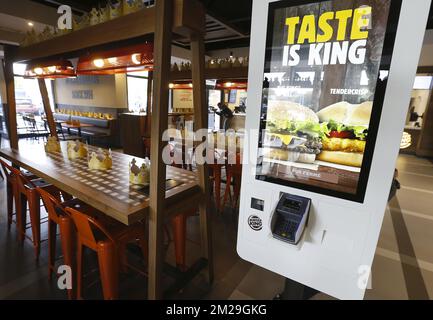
[54,74,127,109]
[114,74,128,108]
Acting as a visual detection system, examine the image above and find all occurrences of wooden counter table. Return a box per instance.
[2,0,212,299]
[0,141,201,226]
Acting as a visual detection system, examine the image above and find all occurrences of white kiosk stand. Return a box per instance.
[237,0,430,300]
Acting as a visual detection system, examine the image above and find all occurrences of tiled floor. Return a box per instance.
[0,138,432,300]
[310,154,433,300]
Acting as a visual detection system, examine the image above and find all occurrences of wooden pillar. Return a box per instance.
[145,71,153,137]
[3,46,18,150]
[38,79,57,138]
[191,32,214,284]
[148,0,173,300]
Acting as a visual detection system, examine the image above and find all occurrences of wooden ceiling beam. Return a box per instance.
[11,0,205,63]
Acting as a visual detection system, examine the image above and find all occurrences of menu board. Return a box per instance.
[173,89,194,110]
[256,0,401,202]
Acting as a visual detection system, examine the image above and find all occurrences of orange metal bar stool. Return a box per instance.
[171,206,198,271]
[37,187,78,299]
[211,164,223,212]
[209,149,226,213]
[169,152,203,271]
[0,159,36,230]
[223,153,243,209]
[65,206,147,300]
[11,167,61,260]
[144,141,199,270]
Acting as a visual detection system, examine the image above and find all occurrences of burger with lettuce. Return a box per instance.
[263,100,371,168]
[263,101,328,164]
[316,101,371,167]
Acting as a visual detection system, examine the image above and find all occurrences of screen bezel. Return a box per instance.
[255,0,403,203]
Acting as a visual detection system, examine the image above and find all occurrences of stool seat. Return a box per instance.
[26,178,51,188]
[65,206,147,300]
[22,170,37,179]
[62,199,131,237]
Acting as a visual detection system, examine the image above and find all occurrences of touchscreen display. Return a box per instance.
[256,0,401,202]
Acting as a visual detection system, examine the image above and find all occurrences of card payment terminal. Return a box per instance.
[271,193,311,245]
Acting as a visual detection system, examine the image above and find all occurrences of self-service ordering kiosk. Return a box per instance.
[237,0,430,300]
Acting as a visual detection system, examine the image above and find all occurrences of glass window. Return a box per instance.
[127,71,149,77]
[127,72,149,113]
[413,76,433,90]
[14,77,43,115]
[406,74,433,129]
[13,63,55,114]
[209,89,222,130]
[13,63,27,76]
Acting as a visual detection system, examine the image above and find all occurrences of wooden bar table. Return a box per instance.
[0,142,201,226]
[2,0,212,299]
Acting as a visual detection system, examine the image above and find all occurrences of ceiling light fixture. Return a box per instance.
[24,60,76,79]
[93,59,105,68]
[34,67,43,75]
[131,54,141,65]
[216,80,248,90]
[77,43,154,75]
[28,22,34,27]
[169,82,194,90]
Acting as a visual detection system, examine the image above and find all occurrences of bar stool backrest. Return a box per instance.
[65,207,115,251]
[10,167,35,194]
[37,187,64,224]
[0,159,15,182]
[227,153,243,174]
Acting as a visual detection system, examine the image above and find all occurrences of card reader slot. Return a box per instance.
[271,193,311,245]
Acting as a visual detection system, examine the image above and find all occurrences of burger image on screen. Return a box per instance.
[316,101,372,167]
[263,101,327,164]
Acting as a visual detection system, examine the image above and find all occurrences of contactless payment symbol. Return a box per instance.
[248,215,263,231]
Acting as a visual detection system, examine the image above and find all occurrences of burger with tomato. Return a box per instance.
[316,101,372,167]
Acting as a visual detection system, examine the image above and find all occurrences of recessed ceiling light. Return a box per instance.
[28,22,34,27]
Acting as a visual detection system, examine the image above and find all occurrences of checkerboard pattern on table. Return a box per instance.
[45,146,197,208]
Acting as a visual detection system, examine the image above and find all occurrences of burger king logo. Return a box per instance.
[248,215,263,231]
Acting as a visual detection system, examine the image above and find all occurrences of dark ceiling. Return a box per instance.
[30,0,253,51]
[30,0,433,52]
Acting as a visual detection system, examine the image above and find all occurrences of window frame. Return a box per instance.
[126,72,150,113]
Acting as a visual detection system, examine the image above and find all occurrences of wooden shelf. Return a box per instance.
[170,66,248,81]
[11,0,204,63]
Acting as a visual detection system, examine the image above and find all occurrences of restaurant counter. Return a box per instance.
[400,126,422,154]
